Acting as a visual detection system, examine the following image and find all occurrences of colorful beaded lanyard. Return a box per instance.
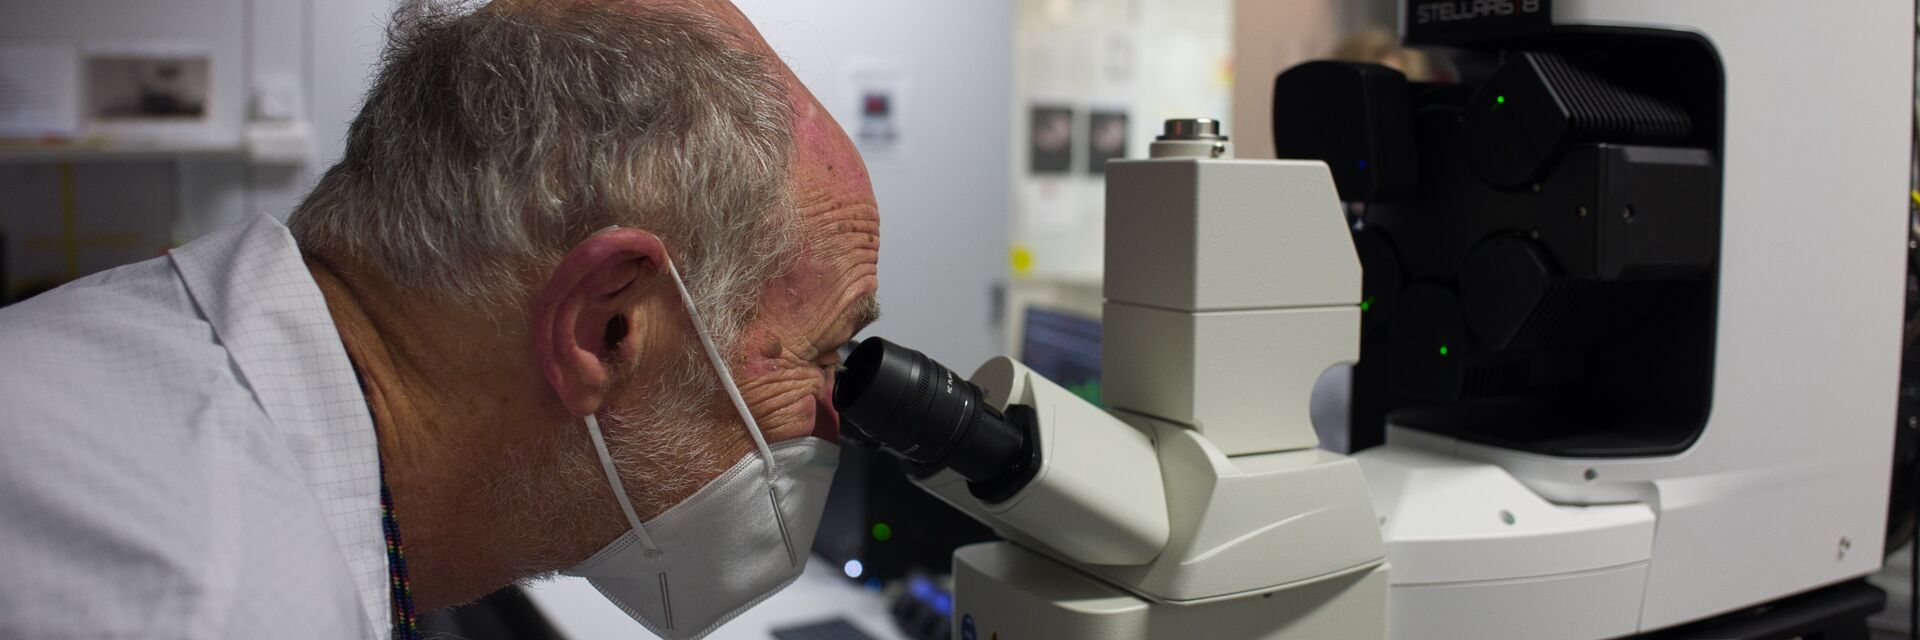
[380,478,421,640]
[354,361,420,640]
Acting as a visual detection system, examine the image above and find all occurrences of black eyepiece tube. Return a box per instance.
[834,337,1038,502]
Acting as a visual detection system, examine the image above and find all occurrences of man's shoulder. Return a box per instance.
[0,251,268,486]
[1,252,207,341]
[0,253,264,499]
[0,254,239,404]
[0,257,373,638]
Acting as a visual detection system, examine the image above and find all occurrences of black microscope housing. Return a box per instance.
[1273,28,1725,457]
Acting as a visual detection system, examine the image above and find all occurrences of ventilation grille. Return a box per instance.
[1531,52,1692,143]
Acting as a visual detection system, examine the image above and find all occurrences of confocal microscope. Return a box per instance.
[834,1,1914,638]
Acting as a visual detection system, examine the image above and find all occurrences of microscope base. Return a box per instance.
[950,542,1387,640]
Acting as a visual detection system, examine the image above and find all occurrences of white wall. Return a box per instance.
[738,0,1014,368]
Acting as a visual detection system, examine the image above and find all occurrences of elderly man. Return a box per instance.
[0,0,879,638]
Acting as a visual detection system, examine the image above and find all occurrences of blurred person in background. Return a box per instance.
[1332,28,1435,82]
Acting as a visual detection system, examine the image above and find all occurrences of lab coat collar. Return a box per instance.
[168,214,391,637]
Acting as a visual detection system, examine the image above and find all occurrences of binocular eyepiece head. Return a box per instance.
[833,337,1039,503]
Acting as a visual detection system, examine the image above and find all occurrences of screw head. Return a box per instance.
[1499,510,1516,525]
[1577,206,1590,218]
[1621,206,1636,222]
[1583,468,1599,482]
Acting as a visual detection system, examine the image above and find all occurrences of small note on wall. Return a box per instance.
[0,45,81,138]
[842,60,911,162]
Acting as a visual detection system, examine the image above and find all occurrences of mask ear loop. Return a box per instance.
[667,254,804,567]
[585,413,661,554]
[668,253,802,565]
[664,257,780,482]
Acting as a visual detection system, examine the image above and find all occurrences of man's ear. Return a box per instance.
[532,228,670,417]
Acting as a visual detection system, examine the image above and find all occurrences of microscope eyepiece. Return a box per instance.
[834,337,1039,503]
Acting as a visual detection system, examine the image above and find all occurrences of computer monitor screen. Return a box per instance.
[1019,306,1102,406]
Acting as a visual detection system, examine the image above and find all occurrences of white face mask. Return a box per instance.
[563,255,841,640]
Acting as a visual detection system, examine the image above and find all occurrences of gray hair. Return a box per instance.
[288,0,796,343]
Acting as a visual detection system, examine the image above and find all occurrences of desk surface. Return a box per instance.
[521,557,909,640]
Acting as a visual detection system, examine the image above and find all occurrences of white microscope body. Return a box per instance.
[905,123,1390,640]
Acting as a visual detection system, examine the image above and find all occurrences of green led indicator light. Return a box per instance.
[871,522,893,542]
[1496,95,1506,104]
[1439,345,1450,356]
[1359,296,1375,312]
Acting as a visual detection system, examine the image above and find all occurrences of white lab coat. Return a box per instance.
[0,214,391,638]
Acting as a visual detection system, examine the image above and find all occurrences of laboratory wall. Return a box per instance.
[738,0,1014,369]
[0,0,1011,371]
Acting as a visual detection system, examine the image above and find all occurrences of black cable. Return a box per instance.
[1898,175,1918,640]
[1907,294,1920,640]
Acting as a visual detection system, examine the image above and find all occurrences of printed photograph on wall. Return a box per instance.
[86,54,210,121]
[1086,109,1127,173]
[1028,104,1073,174]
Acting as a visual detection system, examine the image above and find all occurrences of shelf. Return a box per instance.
[0,139,243,164]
